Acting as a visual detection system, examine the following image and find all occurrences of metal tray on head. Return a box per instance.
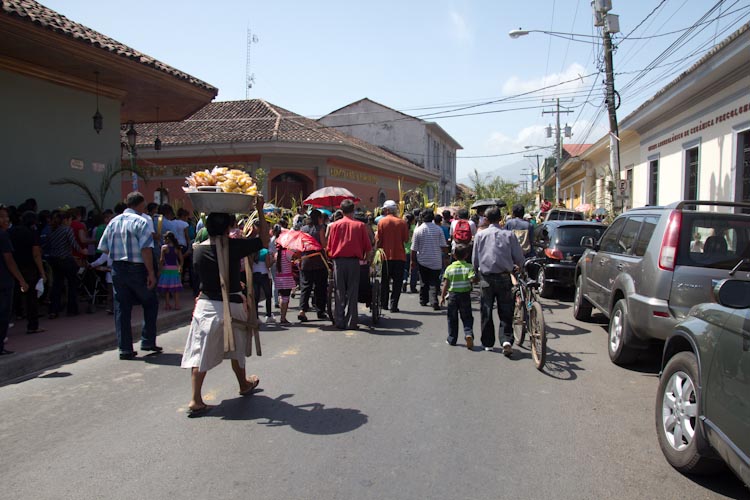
[186,187,256,214]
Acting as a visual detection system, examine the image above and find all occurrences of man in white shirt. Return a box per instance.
[410,210,448,310]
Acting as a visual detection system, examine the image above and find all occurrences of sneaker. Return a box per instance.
[265,315,275,324]
[484,346,493,351]
[502,342,513,357]
[317,311,328,320]
[298,312,308,322]
[466,336,474,350]
[446,340,456,346]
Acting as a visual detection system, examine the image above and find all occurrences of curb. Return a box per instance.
[0,309,193,386]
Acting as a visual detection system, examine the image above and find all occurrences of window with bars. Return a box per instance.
[685,147,699,200]
[740,130,750,203]
[649,159,659,206]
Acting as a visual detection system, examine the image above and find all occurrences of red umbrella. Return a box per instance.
[303,186,360,208]
[275,230,323,253]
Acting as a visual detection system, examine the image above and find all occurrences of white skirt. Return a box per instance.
[181,299,249,372]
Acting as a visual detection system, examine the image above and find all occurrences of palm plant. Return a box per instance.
[49,163,147,214]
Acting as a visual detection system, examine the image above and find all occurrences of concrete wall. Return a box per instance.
[0,69,121,211]
[632,76,750,207]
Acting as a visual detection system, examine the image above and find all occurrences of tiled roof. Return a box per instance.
[621,22,749,125]
[563,144,592,157]
[135,99,425,171]
[1,0,216,93]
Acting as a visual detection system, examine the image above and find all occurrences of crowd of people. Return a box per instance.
[0,192,536,417]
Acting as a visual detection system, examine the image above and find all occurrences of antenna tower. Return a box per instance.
[245,28,259,99]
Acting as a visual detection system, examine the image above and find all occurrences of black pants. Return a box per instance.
[447,291,474,344]
[418,264,441,307]
[479,273,514,348]
[381,260,405,310]
[18,266,40,331]
[299,267,327,313]
[49,256,79,315]
[253,272,272,315]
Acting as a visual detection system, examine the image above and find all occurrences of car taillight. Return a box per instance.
[545,248,564,260]
[658,210,682,271]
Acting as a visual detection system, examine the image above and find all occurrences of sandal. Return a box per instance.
[239,375,260,396]
[187,404,215,418]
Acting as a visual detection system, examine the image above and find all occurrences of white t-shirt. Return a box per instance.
[449,218,477,238]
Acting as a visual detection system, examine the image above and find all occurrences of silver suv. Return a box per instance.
[573,201,750,365]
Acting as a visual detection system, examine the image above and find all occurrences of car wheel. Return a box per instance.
[655,352,723,474]
[537,266,554,299]
[608,300,639,365]
[573,275,592,321]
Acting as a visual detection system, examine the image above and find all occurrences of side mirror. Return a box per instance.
[713,279,750,309]
[581,236,595,249]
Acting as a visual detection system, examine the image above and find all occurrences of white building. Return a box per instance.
[318,98,463,205]
[621,22,750,208]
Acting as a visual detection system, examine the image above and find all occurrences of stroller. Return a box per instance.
[78,264,109,313]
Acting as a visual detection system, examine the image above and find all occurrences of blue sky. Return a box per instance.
[43,0,750,184]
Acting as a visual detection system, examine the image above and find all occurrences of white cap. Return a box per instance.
[382,200,398,211]
[523,213,532,219]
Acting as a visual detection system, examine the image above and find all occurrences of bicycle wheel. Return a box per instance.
[371,278,381,325]
[512,290,526,346]
[327,276,336,326]
[529,301,547,370]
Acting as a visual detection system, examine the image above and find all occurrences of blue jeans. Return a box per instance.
[0,286,12,351]
[447,291,473,344]
[112,262,159,353]
[479,273,514,348]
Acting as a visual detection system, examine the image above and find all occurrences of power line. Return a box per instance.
[619,0,669,43]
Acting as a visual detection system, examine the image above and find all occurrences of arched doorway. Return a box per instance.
[270,172,312,208]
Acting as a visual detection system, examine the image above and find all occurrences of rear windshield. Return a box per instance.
[555,225,605,246]
[678,213,750,270]
[548,211,583,220]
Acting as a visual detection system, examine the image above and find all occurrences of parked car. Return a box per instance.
[655,278,749,486]
[542,209,584,221]
[573,200,750,365]
[532,221,606,298]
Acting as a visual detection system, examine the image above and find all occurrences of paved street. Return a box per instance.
[1,291,747,500]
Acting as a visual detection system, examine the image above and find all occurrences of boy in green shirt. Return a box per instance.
[439,243,476,349]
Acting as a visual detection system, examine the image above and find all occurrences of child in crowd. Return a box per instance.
[157,231,183,310]
[439,243,476,349]
[252,246,274,324]
[273,243,297,325]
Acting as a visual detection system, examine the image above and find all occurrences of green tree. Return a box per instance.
[50,163,147,214]
[467,169,535,212]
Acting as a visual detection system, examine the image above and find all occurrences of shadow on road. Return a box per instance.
[368,318,423,336]
[37,371,72,378]
[513,344,588,381]
[545,321,593,338]
[201,393,369,435]
[143,352,183,366]
[687,467,750,498]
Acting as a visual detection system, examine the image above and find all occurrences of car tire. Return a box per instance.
[537,267,554,299]
[608,300,639,365]
[655,352,723,475]
[573,275,592,321]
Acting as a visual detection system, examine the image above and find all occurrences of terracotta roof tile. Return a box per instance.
[135,99,425,172]
[563,144,592,157]
[1,0,216,92]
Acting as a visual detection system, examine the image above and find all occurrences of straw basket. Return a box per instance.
[185,186,256,214]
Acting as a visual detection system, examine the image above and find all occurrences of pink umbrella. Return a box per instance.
[303,186,360,208]
[275,230,323,253]
[575,203,592,213]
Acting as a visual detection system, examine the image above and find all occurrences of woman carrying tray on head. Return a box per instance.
[181,196,269,417]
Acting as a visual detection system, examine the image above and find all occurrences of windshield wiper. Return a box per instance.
[729,258,749,276]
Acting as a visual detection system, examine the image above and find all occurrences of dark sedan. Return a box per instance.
[532,220,606,298]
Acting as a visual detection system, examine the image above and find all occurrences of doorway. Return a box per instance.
[270,172,312,207]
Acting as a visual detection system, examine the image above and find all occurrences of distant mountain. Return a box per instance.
[456,159,532,186]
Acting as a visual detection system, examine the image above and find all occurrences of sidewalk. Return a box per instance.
[0,290,195,386]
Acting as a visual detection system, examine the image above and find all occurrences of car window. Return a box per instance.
[632,216,658,257]
[679,213,750,269]
[619,217,643,255]
[598,217,627,253]
[556,225,605,247]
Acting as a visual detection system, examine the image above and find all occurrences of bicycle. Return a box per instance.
[512,257,547,370]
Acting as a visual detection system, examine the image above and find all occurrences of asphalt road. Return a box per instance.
[1,291,748,500]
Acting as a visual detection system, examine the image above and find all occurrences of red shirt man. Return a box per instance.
[325,200,372,329]
[375,200,409,312]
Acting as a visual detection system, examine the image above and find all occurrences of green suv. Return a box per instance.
[656,279,749,486]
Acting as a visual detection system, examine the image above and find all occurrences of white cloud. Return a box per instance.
[502,62,589,96]
[449,11,472,43]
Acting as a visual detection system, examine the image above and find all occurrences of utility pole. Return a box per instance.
[245,28,259,99]
[524,153,543,207]
[593,0,621,212]
[543,98,573,204]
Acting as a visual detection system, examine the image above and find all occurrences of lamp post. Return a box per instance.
[510,5,621,211]
[123,121,138,191]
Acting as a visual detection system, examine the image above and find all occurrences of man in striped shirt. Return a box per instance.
[410,210,448,310]
[98,192,160,360]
